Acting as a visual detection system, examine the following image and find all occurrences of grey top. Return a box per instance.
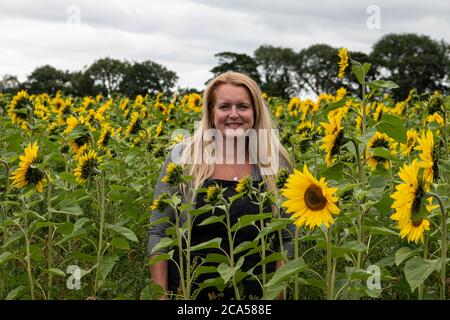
[147,151,296,258]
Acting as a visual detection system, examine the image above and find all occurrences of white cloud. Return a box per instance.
[0,0,449,89]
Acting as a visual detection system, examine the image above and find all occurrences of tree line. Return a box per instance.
[1,33,449,100]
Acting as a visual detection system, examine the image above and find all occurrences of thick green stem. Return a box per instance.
[349,138,365,184]
[356,214,362,270]
[23,214,35,300]
[94,175,106,294]
[45,171,53,300]
[418,236,428,300]
[326,228,335,300]
[225,202,240,300]
[174,205,187,299]
[185,208,192,300]
[426,192,447,300]
[294,227,300,300]
[258,194,267,299]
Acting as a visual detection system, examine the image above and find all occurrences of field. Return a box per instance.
[0,68,449,300]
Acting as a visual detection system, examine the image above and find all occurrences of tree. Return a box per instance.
[209,52,260,84]
[370,33,449,99]
[25,65,69,95]
[254,45,297,98]
[0,74,20,94]
[294,44,339,96]
[86,57,127,96]
[120,60,178,97]
[66,70,97,96]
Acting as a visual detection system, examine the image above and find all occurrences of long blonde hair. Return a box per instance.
[176,71,292,200]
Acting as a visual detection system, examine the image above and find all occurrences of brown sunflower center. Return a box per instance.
[305,184,327,211]
[25,166,45,185]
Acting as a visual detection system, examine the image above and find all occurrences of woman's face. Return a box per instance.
[212,83,255,136]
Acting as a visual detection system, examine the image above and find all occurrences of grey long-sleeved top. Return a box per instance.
[147,151,296,258]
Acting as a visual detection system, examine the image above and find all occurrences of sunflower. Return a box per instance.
[390,160,435,244]
[288,97,301,117]
[275,168,290,189]
[337,48,349,79]
[161,162,183,186]
[282,165,340,229]
[366,132,396,171]
[400,129,418,157]
[8,90,32,131]
[64,115,93,153]
[235,176,253,195]
[151,193,170,211]
[155,121,163,137]
[426,91,444,115]
[188,93,203,112]
[125,112,141,137]
[275,105,284,118]
[205,184,223,205]
[415,130,439,187]
[10,142,46,192]
[74,150,101,184]
[98,123,114,149]
[372,103,388,122]
[335,87,347,101]
[33,102,50,121]
[426,112,444,127]
[320,112,346,167]
[171,133,186,145]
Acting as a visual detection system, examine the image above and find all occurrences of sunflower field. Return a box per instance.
[0,52,449,300]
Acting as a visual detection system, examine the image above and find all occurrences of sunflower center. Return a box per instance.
[25,166,45,185]
[74,134,91,148]
[330,130,344,156]
[130,120,141,135]
[305,184,327,211]
[81,159,99,180]
[101,131,111,147]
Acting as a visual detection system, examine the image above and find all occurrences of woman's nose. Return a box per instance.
[229,106,239,118]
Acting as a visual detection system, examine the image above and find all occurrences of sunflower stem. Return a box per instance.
[349,138,365,184]
[258,192,267,299]
[173,203,187,299]
[45,170,53,300]
[94,174,106,295]
[294,227,300,300]
[224,201,241,300]
[425,192,447,300]
[23,210,35,300]
[326,228,335,300]
[185,202,192,300]
[418,235,428,300]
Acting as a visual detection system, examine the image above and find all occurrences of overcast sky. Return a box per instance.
[0,0,449,90]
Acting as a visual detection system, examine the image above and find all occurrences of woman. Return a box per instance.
[148,71,294,299]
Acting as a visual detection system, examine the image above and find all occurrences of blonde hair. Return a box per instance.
[177,71,292,200]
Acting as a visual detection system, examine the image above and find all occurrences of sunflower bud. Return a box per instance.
[151,193,170,212]
[276,168,290,189]
[161,162,183,186]
[426,91,445,115]
[205,184,223,205]
[235,176,253,195]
